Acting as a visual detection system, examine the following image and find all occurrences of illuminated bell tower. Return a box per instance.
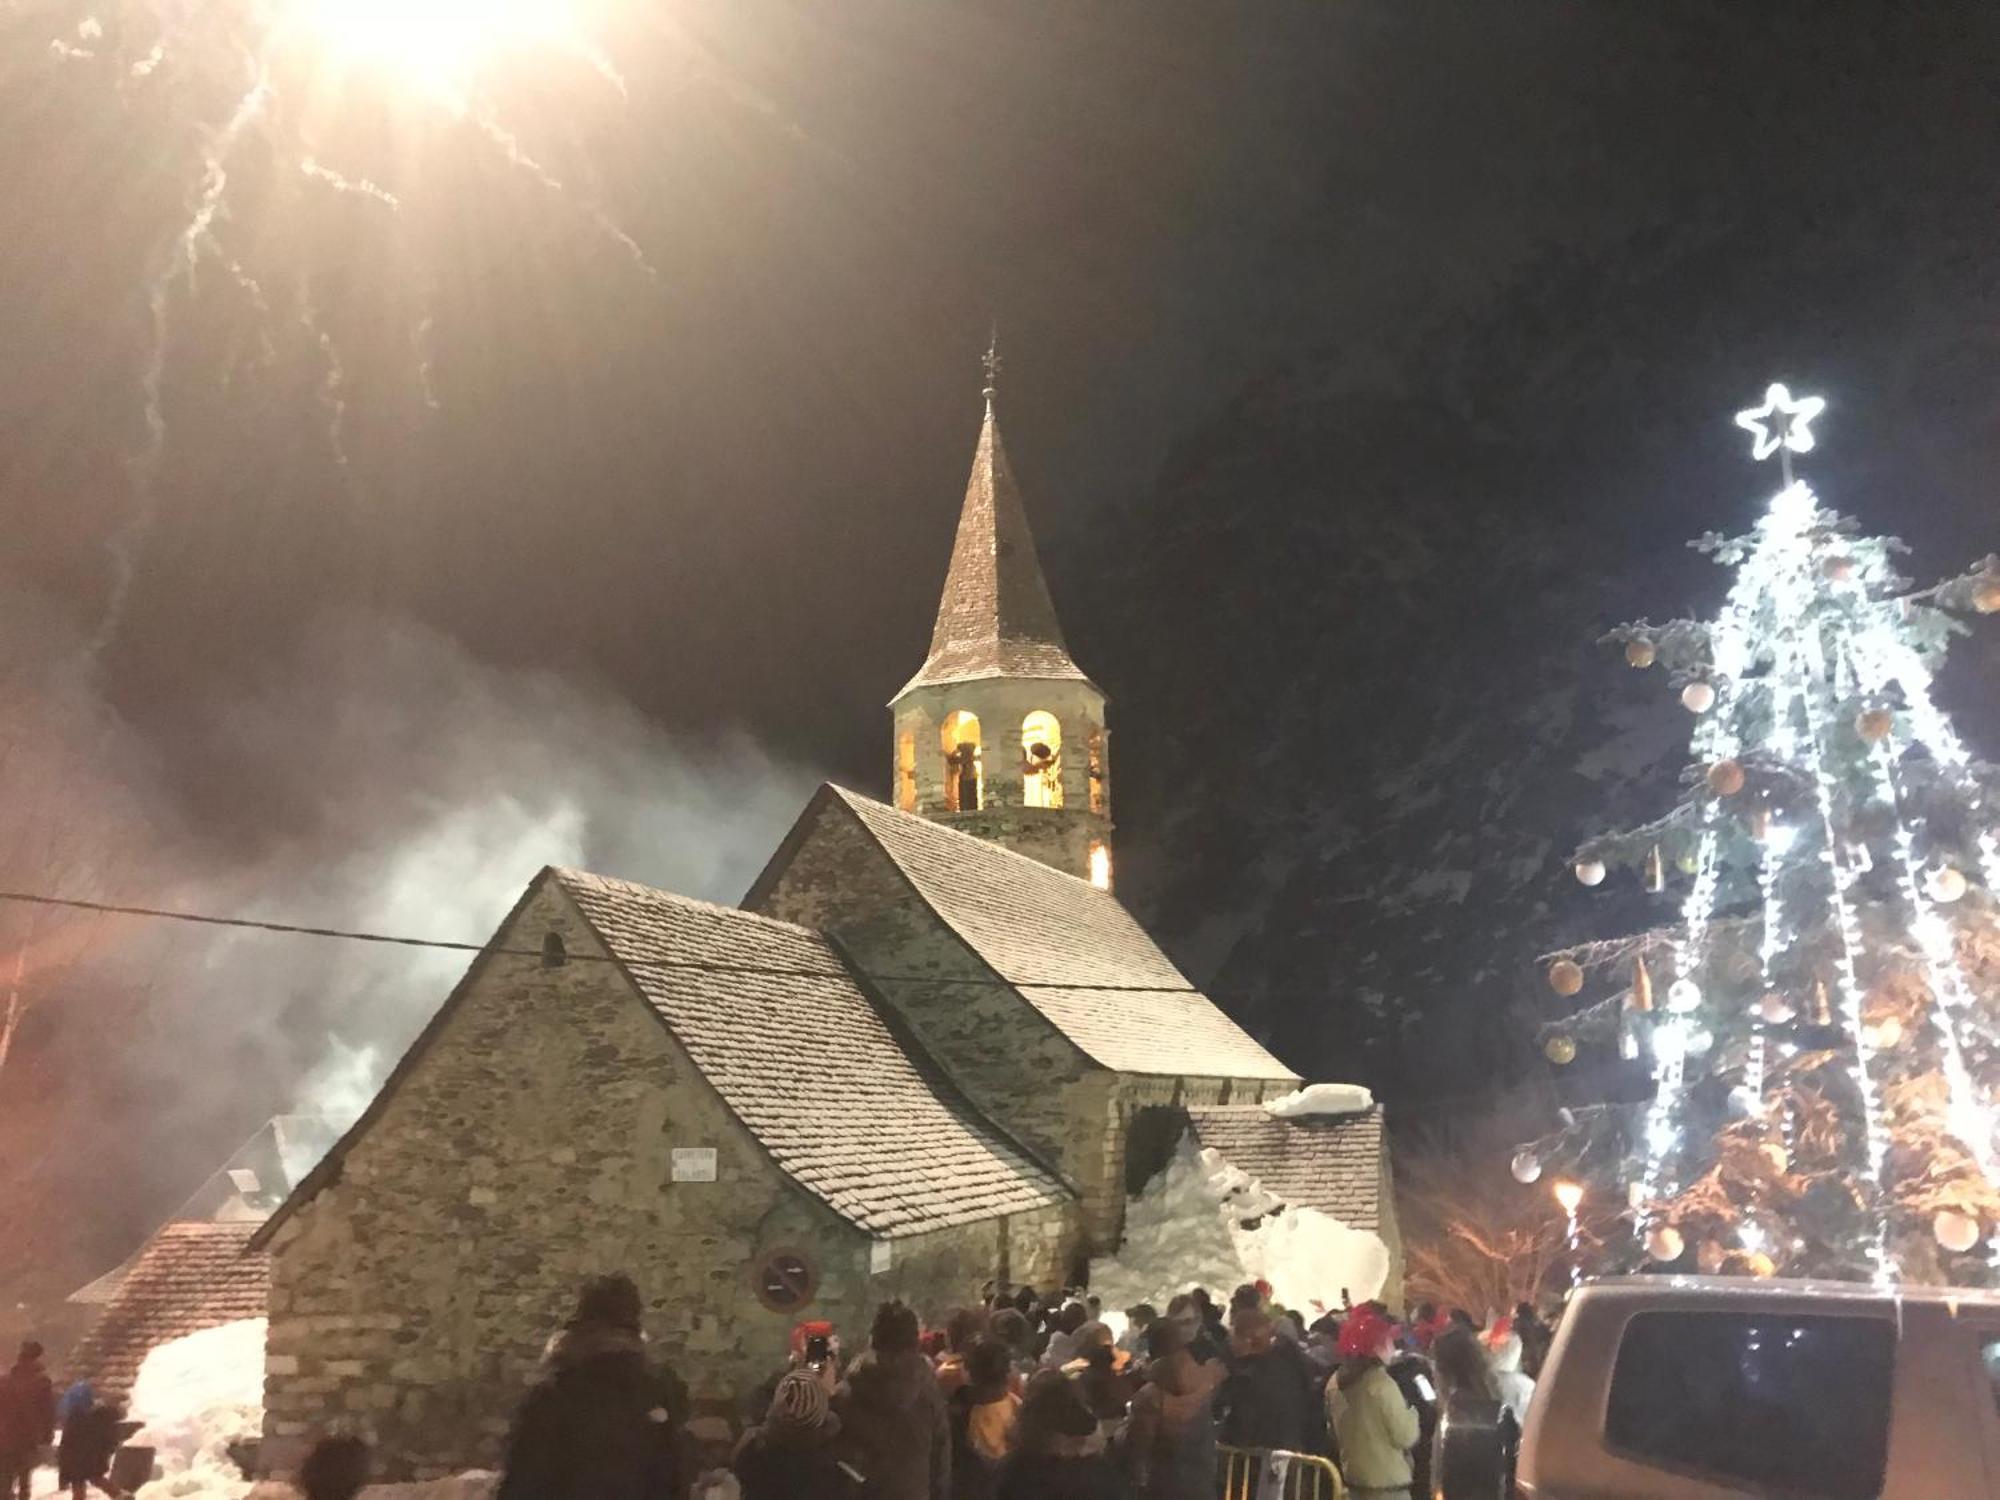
[889,343,1113,887]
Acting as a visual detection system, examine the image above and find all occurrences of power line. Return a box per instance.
[0,887,1222,994]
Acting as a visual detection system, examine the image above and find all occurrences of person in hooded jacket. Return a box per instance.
[1216,1310,1312,1454]
[0,1342,55,1500]
[1124,1321,1221,1500]
[496,1274,688,1500]
[56,1392,126,1500]
[1325,1309,1419,1500]
[949,1337,1019,1500]
[734,1370,854,1500]
[994,1374,1128,1500]
[833,1301,951,1500]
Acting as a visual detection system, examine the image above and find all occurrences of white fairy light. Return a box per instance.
[1736,385,1826,462]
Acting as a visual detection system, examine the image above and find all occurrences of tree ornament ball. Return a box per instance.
[1667,977,1702,1013]
[1821,555,1856,582]
[1758,991,1797,1025]
[1744,1251,1777,1279]
[1543,1034,1578,1066]
[1510,1150,1543,1185]
[1573,859,1607,888]
[1935,1209,1983,1254]
[1974,578,2000,615]
[1624,638,1657,669]
[1681,681,1717,714]
[1696,1239,1727,1275]
[1548,959,1585,996]
[1928,865,1968,904]
[1706,759,1746,797]
[1855,708,1894,744]
[1644,1224,1685,1263]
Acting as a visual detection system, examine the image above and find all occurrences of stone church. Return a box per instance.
[249,377,1389,1477]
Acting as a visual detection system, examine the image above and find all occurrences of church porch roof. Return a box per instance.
[1186,1102,1387,1232]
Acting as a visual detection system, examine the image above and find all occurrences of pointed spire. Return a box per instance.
[896,348,1093,697]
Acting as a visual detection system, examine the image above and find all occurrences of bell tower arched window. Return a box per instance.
[1021,711,1063,809]
[896,731,918,812]
[941,711,983,812]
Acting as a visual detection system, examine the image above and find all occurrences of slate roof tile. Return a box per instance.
[69,1223,268,1398]
[1186,1104,1387,1232]
[825,789,1299,1082]
[554,870,1070,1238]
[898,408,1093,695]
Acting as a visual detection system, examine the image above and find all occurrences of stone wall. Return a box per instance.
[261,881,1029,1478]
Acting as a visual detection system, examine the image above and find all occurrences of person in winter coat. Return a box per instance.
[734,1370,854,1500]
[833,1301,951,1500]
[1481,1319,1535,1426]
[1217,1311,1312,1453]
[949,1337,1019,1500]
[0,1342,55,1500]
[1325,1309,1419,1500]
[994,1375,1128,1500]
[56,1392,126,1500]
[1125,1321,1222,1500]
[496,1273,689,1500]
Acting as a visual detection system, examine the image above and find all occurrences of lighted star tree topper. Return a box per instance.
[1526,383,2000,1287]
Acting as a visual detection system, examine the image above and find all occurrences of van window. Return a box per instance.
[1605,1311,1893,1499]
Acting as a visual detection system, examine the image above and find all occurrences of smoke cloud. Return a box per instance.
[0,582,823,1324]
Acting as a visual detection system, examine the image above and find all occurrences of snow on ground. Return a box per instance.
[1263,1082,1374,1118]
[130,1318,267,1498]
[32,1318,496,1500]
[1090,1139,1388,1317]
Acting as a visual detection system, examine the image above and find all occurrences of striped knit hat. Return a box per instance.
[770,1370,830,1430]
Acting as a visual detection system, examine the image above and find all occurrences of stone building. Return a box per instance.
[251,376,1386,1477]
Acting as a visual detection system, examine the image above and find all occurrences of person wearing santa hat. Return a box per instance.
[1480,1317,1536,1427]
[1325,1309,1420,1500]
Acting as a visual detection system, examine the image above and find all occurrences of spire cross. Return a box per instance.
[982,326,1002,413]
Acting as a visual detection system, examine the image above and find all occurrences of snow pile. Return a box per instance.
[1090,1140,1388,1316]
[130,1317,268,1498]
[1264,1083,1374,1119]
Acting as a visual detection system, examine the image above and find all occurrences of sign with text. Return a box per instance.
[670,1147,717,1182]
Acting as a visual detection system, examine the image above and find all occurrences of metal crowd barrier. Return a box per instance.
[1217,1443,1347,1500]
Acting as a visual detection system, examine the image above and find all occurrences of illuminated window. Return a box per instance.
[1022,711,1063,809]
[1088,840,1112,891]
[1087,728,1107,815]
[895,731,919,811]
[941,711,983,812]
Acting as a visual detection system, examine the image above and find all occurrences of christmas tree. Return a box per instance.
[1527,384,2000,1287]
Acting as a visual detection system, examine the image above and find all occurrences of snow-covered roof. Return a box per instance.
[1186,1098,1389,1233]
[761,786,1300,1083]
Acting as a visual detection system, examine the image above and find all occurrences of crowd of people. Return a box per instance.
[0,1277,1554,1500]
[491,1275,1550,1500]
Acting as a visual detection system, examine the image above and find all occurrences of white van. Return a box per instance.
[1437,1275,2000,1498]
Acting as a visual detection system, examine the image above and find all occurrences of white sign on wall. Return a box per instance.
[670,1147,718,1183]
[869,1239,893,1275]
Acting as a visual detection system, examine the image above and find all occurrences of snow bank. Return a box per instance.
[119,1320,494,1500]
[130,1317,267,1498]
[1264,1083,1374,1119]
[1090,1140,1388,1317]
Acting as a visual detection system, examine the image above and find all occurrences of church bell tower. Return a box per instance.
[889,346,1113,887]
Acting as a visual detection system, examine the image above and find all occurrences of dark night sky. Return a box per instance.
[2,0,1999,1309]
[18,1,1984,793]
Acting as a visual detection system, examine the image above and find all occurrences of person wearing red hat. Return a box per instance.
[1325,1309,1419,1499]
